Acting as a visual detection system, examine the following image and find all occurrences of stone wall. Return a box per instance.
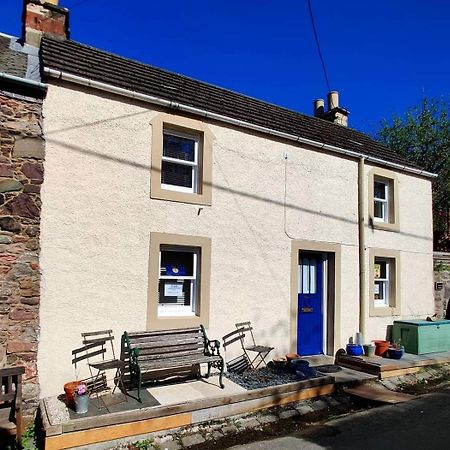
[0,93,44,421]
[434,253,450,319]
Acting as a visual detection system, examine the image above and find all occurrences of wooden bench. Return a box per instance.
[123,325,224,402]
[0,366,24,449]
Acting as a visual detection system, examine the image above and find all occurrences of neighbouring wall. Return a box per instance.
[434,253,450,318]
[0,93,44,420]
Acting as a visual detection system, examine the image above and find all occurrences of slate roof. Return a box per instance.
[0,35,28,78]
[40,36,419,170]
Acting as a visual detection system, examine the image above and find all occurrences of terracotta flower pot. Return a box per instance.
[373,340,390,357]
[286,353,300,363]
[64,381,81,408]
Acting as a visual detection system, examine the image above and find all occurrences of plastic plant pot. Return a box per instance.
[387,347,404,359]
[363,344,376,357]
[346,344,364,356]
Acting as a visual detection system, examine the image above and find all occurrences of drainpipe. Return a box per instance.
[358,157,366,339]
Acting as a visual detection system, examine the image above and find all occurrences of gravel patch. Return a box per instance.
[225,367,321,390]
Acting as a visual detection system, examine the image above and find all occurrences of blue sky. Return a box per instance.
[2,0,450,134]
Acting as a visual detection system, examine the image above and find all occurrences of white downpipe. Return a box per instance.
[44,67,437,179]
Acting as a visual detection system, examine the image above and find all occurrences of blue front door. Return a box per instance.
[297,253,323,355]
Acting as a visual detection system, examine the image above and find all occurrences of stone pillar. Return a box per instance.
[0,93,44,422]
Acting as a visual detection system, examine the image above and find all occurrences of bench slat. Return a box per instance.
[127,328,201,338]
[137,348,204,361]
[140,355,221,370]
[129,337,203,349]
[128,333,203,345]
[134,344,204,355]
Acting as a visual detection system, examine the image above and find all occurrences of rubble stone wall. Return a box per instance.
[0,93,44,421]
[434,253,450,319]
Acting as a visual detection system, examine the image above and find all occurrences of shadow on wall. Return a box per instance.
[45,132,433,244]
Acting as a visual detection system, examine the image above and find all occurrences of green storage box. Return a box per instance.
[392,320,450,355]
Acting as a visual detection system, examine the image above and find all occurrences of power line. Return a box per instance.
[306,0,332,94]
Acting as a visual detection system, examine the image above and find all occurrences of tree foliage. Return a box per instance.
[377,98,450,251]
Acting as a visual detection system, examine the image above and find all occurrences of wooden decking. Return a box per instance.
[337,350,450,379]
[41,375,334,450]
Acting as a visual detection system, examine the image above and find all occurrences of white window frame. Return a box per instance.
[158,245,199,317]
[374,179,389,223]
[374,258,390,308]
[161,129,200,194]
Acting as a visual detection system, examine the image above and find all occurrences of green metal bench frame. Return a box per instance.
[122,325,224,402]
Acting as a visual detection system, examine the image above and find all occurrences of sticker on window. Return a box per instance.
[164,283,184,297]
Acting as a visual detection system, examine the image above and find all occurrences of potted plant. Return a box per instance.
[387,339,405,359]
[73,383,89,414]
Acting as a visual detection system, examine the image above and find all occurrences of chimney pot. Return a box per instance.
[313,99,325,117]
[327,91,339,110]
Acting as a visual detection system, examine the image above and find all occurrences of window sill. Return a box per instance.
[151,188,212,206]
[158,309,196,318]
[369,305,401,317]
[371,221,400,233]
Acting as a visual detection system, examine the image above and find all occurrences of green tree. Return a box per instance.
[377,98,450,251]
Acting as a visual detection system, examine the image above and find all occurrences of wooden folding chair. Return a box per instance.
[222,328,251,374]
[235,321,274,369]
[0,366,25,449]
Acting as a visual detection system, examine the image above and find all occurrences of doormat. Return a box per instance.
[314,364,342,373]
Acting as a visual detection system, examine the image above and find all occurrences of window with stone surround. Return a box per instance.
[368,168,399,232]
[369,249,401,316]
[150,113,212,205]
[148,233,211,329]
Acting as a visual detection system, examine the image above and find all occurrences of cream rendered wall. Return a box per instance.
[363,164,434,340]
[38,82,362,396]
[38,82,432,397]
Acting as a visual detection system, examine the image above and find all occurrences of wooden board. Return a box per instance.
[55,376,334,434]
[44,384,334,449]
[379,367,420,379]
[345,384,414,404]
[44,412,192,450]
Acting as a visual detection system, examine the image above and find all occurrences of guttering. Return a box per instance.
[44,67,437,179]
[0,71,48,90]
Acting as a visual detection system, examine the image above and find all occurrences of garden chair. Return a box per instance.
[0,366,25,449]
[222,328,251,374]
[235,321,274,369]
[71,330,127,410]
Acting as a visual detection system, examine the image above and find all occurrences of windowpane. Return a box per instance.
[160,250,194,276]
[302,259,309,294]
[161,161,193,188]
[374,181,387,200]
[374,200,384,219]
[163,133,196,162]
[309,259,316,294]
[374,258,391,307]
[158,279,192,306]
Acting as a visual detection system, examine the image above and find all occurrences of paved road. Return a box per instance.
[229,388,450,450]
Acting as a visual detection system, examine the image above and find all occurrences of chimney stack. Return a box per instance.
[22,0,70,47]
[313,90,349,127]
